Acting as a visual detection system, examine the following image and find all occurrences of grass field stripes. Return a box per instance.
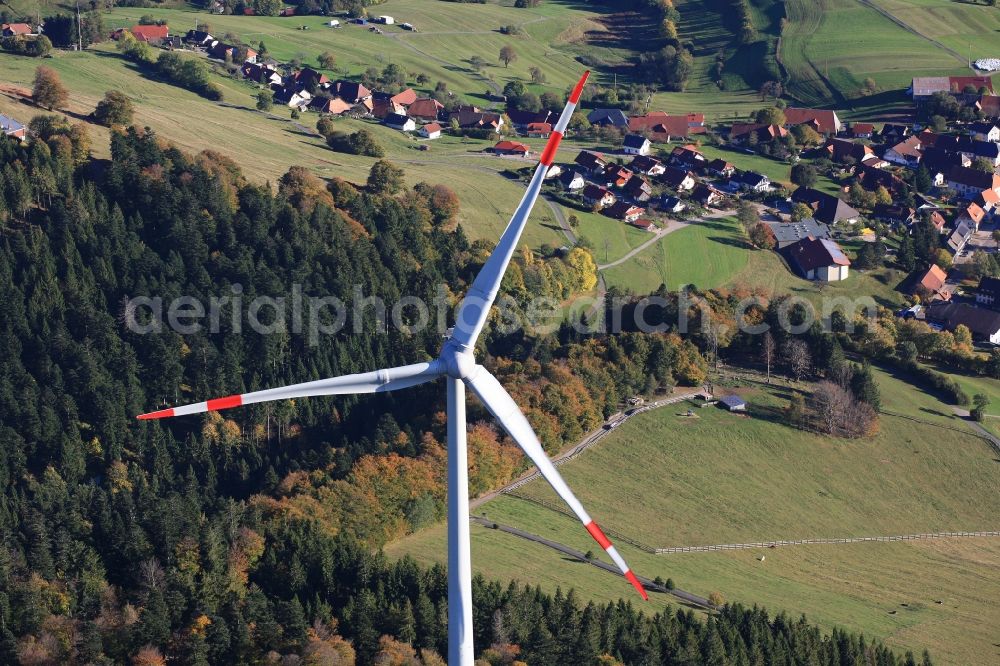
[879,410,1000,457]
[653,531,1000,554]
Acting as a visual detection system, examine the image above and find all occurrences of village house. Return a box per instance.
[969,121,1000,143]
[587,108,629,127]
[946,219,975,254]
[692,182,723,207]
[857,163,907,196]
[826,138,876,164]
[560,171,586,191]
[419,122,442,140]
[630,155,665,176]
[669,145,706,169]
[706,158,735,178]
[184,29,214,46]
[242,62,283,86]
[0,115,26,141]
[624,175,653,202]
[975,188,1000,215]
[574,150,608,175]
[845,122,875,139]
[452,110,503,130]
[526,122,552,138]
[604,201,645,222]
[880,124,911,142]
[661,166,696,192]
[349,99,375,118]
[883,136,923,167]
[384,113,416,132]
[403,98,442,123]
[660,195,686,214]
[2,22,33,36]
[911,75,994,102]
[627,112,706,143]
[491,140,529,156]
[976,276,1000,308]
[273,87,312,110]
[791,188,860,225]
[734,171,770,193]
[630,218,657,231]
[944,165,1000,199]
[936,135,1000,167]
[582,184,616,209]
[122,24,169,43]
[871,204,916,227]
[922,146,969,178]
[602,164,633,188]
[623,134,651,156]
[331,80,372,104]
[956,202,986,231]
[372,99,407,120]
[924,302,1000,344]
[507,110,551,131]
[911,264,951,302]
[729,123,788,145]
[783,236,851,282]
[309,97,353,115]
[294,67,331,90]
[768,218,830,248]
[784,107,842,135]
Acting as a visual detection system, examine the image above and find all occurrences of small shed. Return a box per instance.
[327,19,340,27]
[719,395,747,412]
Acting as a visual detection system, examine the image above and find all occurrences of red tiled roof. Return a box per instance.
[422,122,442,133]
[526,122,552,133]
[784,107,839,134]
[493,140,529,153]
[3,23,32,35]
[390,88,418,106]
[130,24,169,42]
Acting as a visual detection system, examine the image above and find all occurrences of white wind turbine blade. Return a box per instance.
[137,359,445,420]
[450,71,590,350]
[463,366,648,600]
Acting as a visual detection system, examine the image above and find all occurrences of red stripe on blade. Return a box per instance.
[207,395,243,411]
[585,521,613,550]
[539,131,563,166]
[569,71,590,104]
[138,408,175,420]
[625,570,648,601]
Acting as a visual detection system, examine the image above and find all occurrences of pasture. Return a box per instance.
[389,370,1000,664]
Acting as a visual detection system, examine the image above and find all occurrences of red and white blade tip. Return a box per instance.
[570,70,590,104]
[585,521,647,600]
[137,394,244,420]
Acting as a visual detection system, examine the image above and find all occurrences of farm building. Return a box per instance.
[767,219,830,248]
[924,302,1000,344]
[407,98,444,123]
[783,236,851,282]
[2,23,33,36]
[719,395,747,412]
[491,141,529,157]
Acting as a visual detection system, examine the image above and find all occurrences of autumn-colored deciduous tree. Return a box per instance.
[32,66,69,110]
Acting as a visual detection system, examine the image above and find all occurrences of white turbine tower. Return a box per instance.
[138,70,647,665]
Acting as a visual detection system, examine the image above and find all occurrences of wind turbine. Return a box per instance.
[138,70,647,666]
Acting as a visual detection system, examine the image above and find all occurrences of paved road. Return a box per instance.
[471,389,701,510]
[596,208,734,271]
[542,195,578,245]
[469,516,714,609]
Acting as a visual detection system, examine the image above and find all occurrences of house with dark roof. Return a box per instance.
[294,67,331,90]
[783,236,851,281]
[582,184,616,208]
[826,137,876,164]
[372,99,407,120]
[661,166,696,192]
[691,183,723,207]
[184,29,214,46]
[924,302,1000,344]
[880,124,911,142]
[767,218,830,248]
[407,98,444,122]
[661,195,686,214]
[791,188,860,225]
[730,123,788,144]
[976,276,1000,308]
[587,108,629,127]
[936,135,1000,166]
[242,62,282,85]
[945,165,1000,199]
[309,97,353,115]
[624,175,653,202]
[332,80,372,104]
[734,171,770,193]
[384,113,416,132]
[969,121,1000,143]
[669,145,706,169]
[857,163,907,196]
[623,134,651,156]
[871,204,915,227]
[452,110,503,130]
[706,158,735,178]
[560,170,586,191]
[630,155,665,176]
[574,151,607,175]
[603,201,645,222]
[507,110,551,130]
[0,114,26,141]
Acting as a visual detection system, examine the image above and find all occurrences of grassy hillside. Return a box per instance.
[389,369,1000,664]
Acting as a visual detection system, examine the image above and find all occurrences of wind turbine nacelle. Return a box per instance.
[443,345,478,380]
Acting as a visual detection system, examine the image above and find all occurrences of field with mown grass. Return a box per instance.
[389,369,1000,665]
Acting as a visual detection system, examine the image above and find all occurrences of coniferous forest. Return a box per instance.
[0,122,933,665]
